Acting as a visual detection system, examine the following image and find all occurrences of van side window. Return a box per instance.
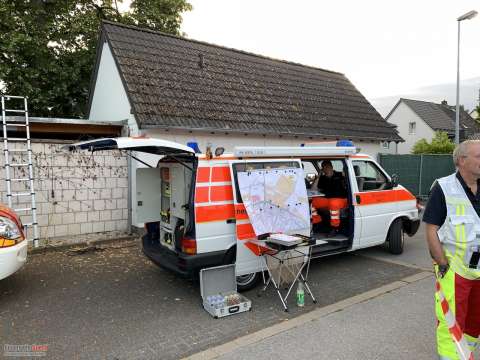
[352,160,387,192]
[232,161,300,203]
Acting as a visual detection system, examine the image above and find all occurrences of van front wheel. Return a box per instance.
[236,272,261,292]
[387,219,404,255]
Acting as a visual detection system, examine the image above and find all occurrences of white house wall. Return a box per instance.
[89,41,131,123]
[387,102,435,154]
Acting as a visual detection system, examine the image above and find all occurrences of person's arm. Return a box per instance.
[423,182,448,266]
[425,223,448,266]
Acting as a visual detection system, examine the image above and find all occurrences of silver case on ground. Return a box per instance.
[200,264,252,318]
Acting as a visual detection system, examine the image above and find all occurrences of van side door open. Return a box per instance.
[229,159,307,277]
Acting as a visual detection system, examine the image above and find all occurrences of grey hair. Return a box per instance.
[453,140,480,166]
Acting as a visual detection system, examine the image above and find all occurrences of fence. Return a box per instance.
[378,154,455,198]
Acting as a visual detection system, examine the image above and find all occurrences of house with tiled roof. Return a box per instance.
[88,21,401,156]
[386,98,480,154]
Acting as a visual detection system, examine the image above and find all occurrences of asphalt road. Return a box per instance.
[357,222,432,270]
[0,234,422,359]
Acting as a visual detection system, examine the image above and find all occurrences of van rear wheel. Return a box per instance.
[236,272,261,292]
[387,219,404,255]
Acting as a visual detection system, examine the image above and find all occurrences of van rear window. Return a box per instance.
[232,161,300,203]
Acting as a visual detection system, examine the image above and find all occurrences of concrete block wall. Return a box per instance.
[0,141,130,247]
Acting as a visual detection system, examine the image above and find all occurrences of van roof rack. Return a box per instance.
[233,146,357,158]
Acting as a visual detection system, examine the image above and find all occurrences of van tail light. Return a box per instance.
[181,236,197,255]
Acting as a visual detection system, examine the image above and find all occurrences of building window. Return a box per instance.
[408,122,416,135]
[381,141,389,149]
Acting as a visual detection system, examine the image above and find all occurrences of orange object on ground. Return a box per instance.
[311,197,347,228]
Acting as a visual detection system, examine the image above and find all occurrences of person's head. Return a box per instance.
[453,140,480,178]
[321,160,333,177]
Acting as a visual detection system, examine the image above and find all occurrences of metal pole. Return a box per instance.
[455,20,460,145]
[418,154,424,196]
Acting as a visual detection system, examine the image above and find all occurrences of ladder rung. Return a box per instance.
[7,163,30,167]
[9,192,33,197]
[13,207,34,212]
[4,137,30,141]
[4,109,26,113]
[4,123,27,127]
[10,178,31,181]
[5,149,30,153]
[3,95,25,99]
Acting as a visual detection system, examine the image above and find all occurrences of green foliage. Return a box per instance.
[411,131,455,154]
[0,0,192,118]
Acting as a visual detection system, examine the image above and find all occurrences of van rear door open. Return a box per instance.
[64,137,195,225]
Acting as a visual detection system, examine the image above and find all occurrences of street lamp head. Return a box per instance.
[457,10,478,21]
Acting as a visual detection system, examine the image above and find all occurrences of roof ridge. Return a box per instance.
[101,20,344,76]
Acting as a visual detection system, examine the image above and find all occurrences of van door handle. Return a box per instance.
[356,195,361,204]
[226,219,236,224]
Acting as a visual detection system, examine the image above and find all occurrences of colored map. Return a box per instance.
[237,167,310,236]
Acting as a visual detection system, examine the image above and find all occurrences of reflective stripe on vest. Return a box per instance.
[437,174,480,280]
[435,279,474,360]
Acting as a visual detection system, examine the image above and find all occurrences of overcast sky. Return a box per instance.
[180,0,479,101]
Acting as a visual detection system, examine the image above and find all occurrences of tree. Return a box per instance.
[411,131,455,154]
[0,0,192,118]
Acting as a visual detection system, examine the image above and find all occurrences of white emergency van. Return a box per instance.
[67,138,420,291]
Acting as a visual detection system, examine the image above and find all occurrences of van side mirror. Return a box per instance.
[385,174,399,189]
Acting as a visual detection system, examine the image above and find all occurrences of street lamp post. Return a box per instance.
[455,10,477,145]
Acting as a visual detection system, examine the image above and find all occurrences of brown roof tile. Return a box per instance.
[94,21,402,142]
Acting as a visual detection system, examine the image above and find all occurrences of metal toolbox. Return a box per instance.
[200,264,252,318]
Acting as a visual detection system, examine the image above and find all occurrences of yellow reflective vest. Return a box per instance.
[437,173,480,280]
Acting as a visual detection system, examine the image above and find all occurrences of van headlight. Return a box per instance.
[0,217,23,246]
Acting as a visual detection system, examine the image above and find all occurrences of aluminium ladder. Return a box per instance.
[1,95,39,247]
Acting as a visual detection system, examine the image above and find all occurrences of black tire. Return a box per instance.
[223,246,261,292]
[236,272,261,292]
[387,218,404,255]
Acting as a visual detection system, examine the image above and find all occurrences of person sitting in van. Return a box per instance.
[312,160,348,235]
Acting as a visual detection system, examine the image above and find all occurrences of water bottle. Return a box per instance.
[296,281,305,307]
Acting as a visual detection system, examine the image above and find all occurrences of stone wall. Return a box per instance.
[0,141,130,247]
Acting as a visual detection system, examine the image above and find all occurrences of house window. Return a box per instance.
[381,141,389,149]
[408,122,416,135]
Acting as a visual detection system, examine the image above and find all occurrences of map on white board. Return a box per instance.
[237,167,310,236]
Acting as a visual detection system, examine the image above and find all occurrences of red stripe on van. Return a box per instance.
[211,167,231,182]
[197,167,210,183]
[234,204,249,220]
[244,241,263,256]
[355,189,415,205]
[195,187,209,203]
[210,185,234,202]
[236,223,255,240]
[195,204,235,223]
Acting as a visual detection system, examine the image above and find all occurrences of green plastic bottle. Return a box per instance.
[296,281,305,307]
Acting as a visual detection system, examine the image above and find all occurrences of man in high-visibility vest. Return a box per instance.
[423,140,480,359]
